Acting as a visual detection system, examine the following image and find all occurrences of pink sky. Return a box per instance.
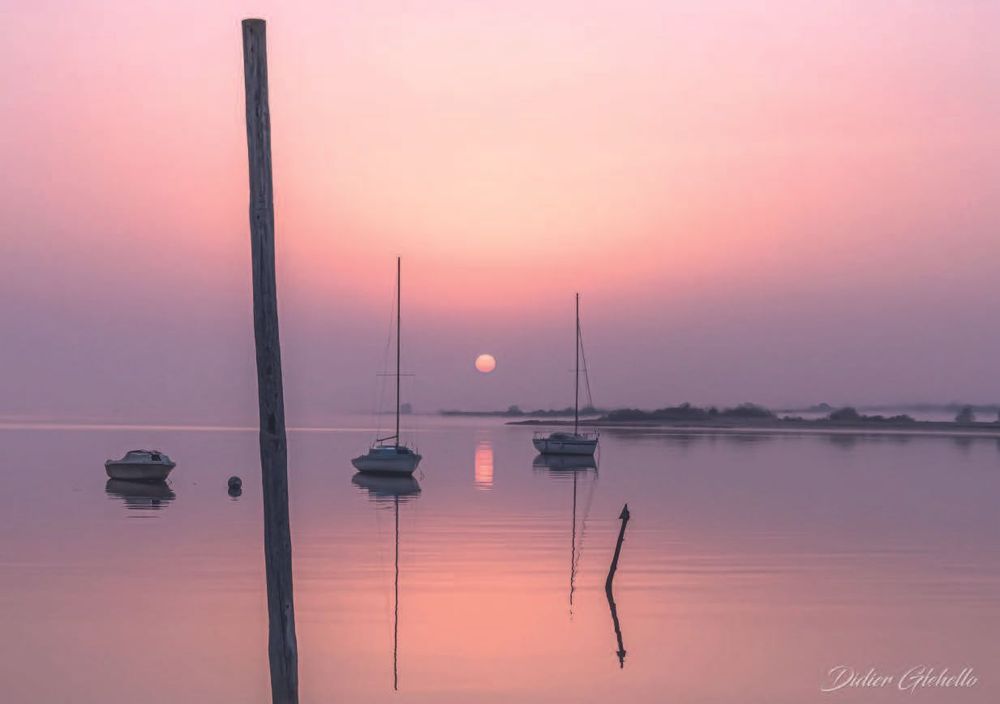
[2,1,1000,423]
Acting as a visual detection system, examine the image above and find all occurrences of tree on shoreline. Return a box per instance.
[956,406,975,424]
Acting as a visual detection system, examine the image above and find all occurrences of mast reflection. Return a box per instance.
[532,454,597,615]
[351,474,421,691]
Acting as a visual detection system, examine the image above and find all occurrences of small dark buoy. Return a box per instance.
[228,475,243,498]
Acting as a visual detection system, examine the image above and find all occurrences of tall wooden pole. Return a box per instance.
[241,18,299,704]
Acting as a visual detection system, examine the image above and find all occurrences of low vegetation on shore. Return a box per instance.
[604,402,776,422]
[441,405,606,417]
[504,401,999,432]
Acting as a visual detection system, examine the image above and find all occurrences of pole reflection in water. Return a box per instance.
[533,455,597,615]
[474,440,494,490]
[352,474,422,691]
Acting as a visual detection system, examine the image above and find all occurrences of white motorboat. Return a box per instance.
[352,257,423,476]
[104,449,175,481]
[533,293,600,456]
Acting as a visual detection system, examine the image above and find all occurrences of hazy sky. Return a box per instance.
[2,1,999,424]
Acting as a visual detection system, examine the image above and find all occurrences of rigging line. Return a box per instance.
[569,470,578,612]
[578,327,595,410]
[367,500,391,633]
[374,271,398,440]
[574,470,599,576]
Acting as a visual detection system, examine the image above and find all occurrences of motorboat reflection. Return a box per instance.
[105,479,176,513]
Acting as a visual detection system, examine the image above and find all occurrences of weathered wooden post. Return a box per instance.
[605,503,630,591]
[605,503,629,667]
[241,18,299,704]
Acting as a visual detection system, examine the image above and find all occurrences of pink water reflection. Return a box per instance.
[1,419,998,703]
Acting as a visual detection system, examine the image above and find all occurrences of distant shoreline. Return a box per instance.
[508,417,1000,438]
[440,408,605,418]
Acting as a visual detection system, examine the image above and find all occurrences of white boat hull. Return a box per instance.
[352,448,422,476]
[533,434,598,456]
[104,462,175,482]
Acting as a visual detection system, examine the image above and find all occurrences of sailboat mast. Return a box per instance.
[396,256,401,445]
[574,293,580,435]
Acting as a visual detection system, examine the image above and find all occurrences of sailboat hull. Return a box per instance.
[533,433,599,456]
[351,447,422,475]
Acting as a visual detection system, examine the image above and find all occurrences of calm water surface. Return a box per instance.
[1,417,999,703]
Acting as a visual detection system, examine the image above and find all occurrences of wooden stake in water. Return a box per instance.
[242,18,299,704]
[605,503,630,667]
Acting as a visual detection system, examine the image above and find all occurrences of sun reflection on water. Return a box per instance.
[474,440,494,490]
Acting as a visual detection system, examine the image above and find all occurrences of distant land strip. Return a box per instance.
[440,405,606,418]
[504,402,1000,437]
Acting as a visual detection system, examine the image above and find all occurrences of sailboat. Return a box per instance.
[352,257,423,476]
[533,293,599,456]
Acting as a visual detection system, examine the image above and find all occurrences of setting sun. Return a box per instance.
[475,354,497,373]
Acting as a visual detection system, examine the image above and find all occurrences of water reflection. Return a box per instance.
[105,479,175,514]
[351,473,422,691]
[533,455,598,615]
[352,474,422,503]
[532,455,598,472]
[825,433,859,450]
[952,435,975,452]
[7,423,1000,703]
[474,440,494,490]
[606,582,627,668]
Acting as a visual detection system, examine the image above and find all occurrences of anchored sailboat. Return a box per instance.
[533,293,599,456]
[352,257,422,476]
